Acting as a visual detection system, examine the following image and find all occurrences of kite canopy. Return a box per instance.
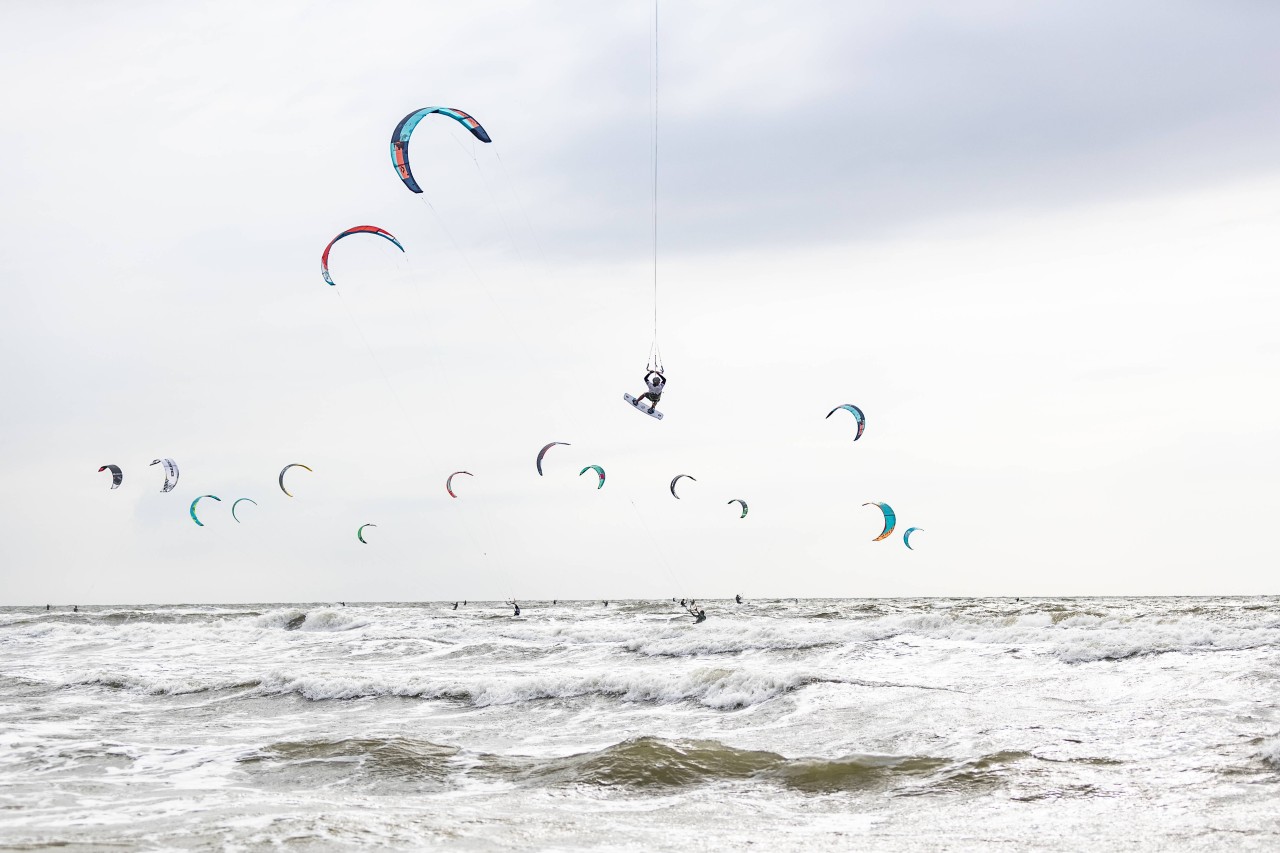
[728,499,748,518]
[903,527,923,550]
[536,442,569,476]
[98,465,123,489]
[231,498,258,523]
[862,502,896,541]
[446,471,473,498]
[357,523,377,544]
[150,458,179,493]
[669,474,696,499]
[391,107,492,194]
[189,495,221,527]
[320,226,404,286]
[278,463,313,497]
[579,465,606,489]
[826,404,866,441]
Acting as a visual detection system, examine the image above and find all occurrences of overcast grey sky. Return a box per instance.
[2,1,1278,604]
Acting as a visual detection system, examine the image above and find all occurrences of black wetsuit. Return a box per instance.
[693,610,706,624]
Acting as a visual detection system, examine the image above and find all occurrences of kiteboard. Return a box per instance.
[623,393,664,420]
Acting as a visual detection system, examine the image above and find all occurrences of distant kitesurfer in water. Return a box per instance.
[679,598,686,607]
[45,604,50,611]
[513,601,521,616]
[735,594,742,604]
[73,605,78,613]
[553,600,557,605]
[452,602,458,611]
[693,609,706,624]
[632,368,666,414]
[603,600,609,607]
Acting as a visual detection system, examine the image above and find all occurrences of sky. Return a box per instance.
[1,1,1278,604]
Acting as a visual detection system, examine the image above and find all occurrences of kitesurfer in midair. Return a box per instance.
[632,368,666,414]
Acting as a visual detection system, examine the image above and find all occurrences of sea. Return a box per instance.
[3,597,1280,851]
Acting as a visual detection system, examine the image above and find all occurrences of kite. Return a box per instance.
[727,499,748,518]
[321,226,404,286]
[98,465,123,489]
[669,474,696,499]
[231,498,258,523]
[579,465,606,489]
[391,107,492,194]
[446,471,473,498]
[826,404,866,441]
[150,458,179,493]
[536,442,569,476]
[278,463,313,497]
[189,495,221,527]
[863,502,896,541]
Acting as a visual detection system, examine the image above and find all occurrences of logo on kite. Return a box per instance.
[826,404,866,441]
[98,465,123,490]
[320,226,405,287]
[390,107,492,194]
[579,465,606,489]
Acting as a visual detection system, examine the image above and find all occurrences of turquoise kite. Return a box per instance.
[357,523,377,544]
[862,501,895,541]
[826,404,866,441]
[321,226,404,286]
[728,499,748,519]
[231,498,258,523]
[391,107,492,194]
[579,465,606,489]
[903,527,923,549]
[190,495,221,527]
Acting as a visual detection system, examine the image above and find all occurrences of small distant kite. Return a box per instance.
[98,465,123,489]
[189,495,221,527]
[278,463,313,497]
[446,471,473,498]
[150,458,179,493]
[231,498,258,523]
[321,226,404,287]
[579,465,606,489]
[536,442,569,476]
[669,474,696,499]
[727,499,748,518]
[903,527,923,550]
[862,502,896,541]
[826,404,866,441]
[357,523,377,544]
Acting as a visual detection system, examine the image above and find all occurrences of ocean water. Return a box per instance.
[3,597,1280,850]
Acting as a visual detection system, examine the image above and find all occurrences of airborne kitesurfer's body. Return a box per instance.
[632,370,666,413]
